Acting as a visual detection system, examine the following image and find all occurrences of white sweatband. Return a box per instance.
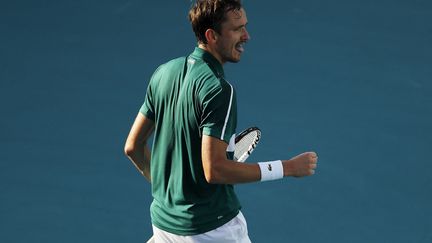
[258,160,284,181]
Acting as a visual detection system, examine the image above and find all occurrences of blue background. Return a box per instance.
[1,0,431,242]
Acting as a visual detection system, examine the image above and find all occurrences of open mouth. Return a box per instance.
[235,43,245,53]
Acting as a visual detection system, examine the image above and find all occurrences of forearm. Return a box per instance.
[206,156,316,184]
[205,158,261,184]
[124,113,155,182]
[125,144,152,182]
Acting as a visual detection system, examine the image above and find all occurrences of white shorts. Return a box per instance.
[148,211,251,243]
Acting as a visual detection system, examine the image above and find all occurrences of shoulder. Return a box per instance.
[187,62,232,92]
[154,57,187,75]
[149,57,187,85]
[198,77,235,106]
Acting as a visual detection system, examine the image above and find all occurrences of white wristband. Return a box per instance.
[258,160,284,182]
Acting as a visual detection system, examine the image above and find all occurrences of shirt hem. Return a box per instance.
[151,209,240,236]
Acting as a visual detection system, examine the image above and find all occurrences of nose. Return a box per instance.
[242,28,250,41]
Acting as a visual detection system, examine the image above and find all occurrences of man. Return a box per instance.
[124,1,318,242]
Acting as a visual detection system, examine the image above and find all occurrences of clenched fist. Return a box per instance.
[282,152,318,177]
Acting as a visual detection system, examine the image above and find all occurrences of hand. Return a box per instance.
[283,152,318,177]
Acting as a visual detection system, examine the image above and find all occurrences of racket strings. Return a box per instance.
[234,131,259,162]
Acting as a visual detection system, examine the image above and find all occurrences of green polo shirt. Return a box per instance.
[140,47,241,235]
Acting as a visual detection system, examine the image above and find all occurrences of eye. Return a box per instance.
[235,26,245,32]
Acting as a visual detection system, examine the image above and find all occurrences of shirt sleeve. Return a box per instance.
[199,79,237,144]
[139,85,155,121]
[139,66,164,121]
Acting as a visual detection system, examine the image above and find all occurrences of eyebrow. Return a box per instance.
[234,22,248,30]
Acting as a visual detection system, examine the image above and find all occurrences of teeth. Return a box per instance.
[236,43,244,52]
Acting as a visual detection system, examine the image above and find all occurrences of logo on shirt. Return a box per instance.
[267,164,272,171]
[187,58,196,64]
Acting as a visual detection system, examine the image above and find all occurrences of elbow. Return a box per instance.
[205,173,221,184]
[205,172,218,184]
[124,142,135,157]
[204,162,224,184]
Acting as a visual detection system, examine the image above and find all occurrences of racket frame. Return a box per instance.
[234,126,261,162]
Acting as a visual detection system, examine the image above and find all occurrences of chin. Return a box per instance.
[220,52,241,63]
[227,56,241,63]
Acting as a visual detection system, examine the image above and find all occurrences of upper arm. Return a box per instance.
[201,135,229,183]
[124,113,155,153]
[199,81,238,183]
[202,135,228,164]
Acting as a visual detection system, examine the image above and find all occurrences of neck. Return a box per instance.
[198,43,224,65]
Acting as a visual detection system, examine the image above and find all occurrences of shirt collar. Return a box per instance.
[190,47,225,79]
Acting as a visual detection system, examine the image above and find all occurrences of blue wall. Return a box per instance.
[1,0,431,242]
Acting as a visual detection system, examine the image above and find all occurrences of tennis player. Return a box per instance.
[124,1,318,242]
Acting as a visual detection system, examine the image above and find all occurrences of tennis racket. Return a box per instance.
[234,126,261,162]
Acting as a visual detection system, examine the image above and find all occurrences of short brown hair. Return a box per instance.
[188,0,242,44]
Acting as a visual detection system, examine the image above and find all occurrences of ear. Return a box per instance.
[204,29,218,44]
